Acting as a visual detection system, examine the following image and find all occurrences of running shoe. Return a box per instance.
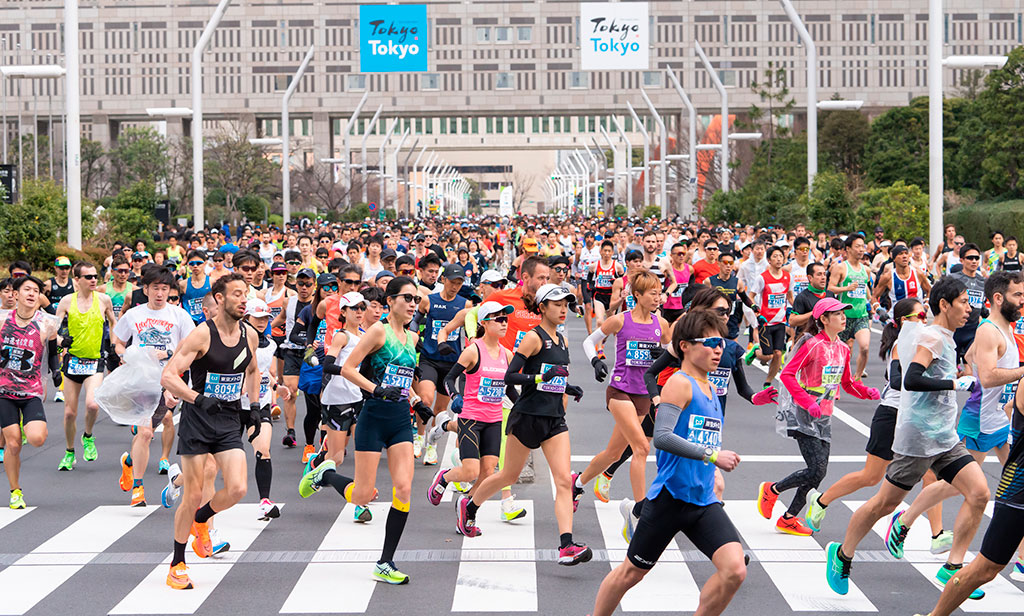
[825,542,851,595]
[81,434,97,462]
[258,498,281,520]
[118,452,133,492]
[131,485,146,507]
[191,521,212,558]
[282,430,297,448]
[299,459,335,498]
[271,404,281,420]
[209,529,230,555]
[0,448,5,464]
[935,563,985,599]
[413,433,424,459]
[427,469,447,506]
[884,510,909,559]
[166,562,193,590]
[158,458,170,475]
[930,529,954,555]
[1010,558,1024,582]
[301,444,315,464]
[594,473,611,503]
[570,472,584,512]
[619,498,638,542]
[456,496,482,537]
[500,495,527,521]
[756,481,778,519]
[775,515,813,536]
[58,450,75,471]
[804,489,826,532]
[353,505,372,523]
[162,464,182,508]
[9,489,25,510]
[54,389,64,403]
[557,542,593,566]
[452,481,473,493]
[426,424,446,448]
[423,443,438,466]
[372,561,410,585]
[743,346,757,365]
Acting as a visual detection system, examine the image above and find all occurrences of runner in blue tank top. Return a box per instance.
[180,250,211,324]
[592,309,746,616]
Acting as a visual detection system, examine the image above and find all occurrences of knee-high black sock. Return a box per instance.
[194,502,217,524]
[172,540,187,566]
[255,453,272,500]
[321,469,354,498]
[379,506,409,564]
[604,446,633,478]
[302,392,320,446]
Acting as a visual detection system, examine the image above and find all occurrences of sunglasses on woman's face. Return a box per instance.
[689,337,725,349]
[238,265,258,273]
[322,285,339,293]
[484,315,509,324]
[169,296,180,302]
[904,311,927,321]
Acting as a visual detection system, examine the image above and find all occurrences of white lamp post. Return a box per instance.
[625,101,650,209]
[640,88,668,219]
[389,126,410,213]
[611,116,633,214]
[666,69,697,220]
[342,91,368,208]
[359,104,383,204]
[695,40,729,192]
[191,0,231,230]
[780,0,817,192]
[65,0,81,248]
[281,44,314,226]
[377,119,399,212]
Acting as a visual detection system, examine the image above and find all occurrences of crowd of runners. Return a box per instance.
[0,214,1021,616]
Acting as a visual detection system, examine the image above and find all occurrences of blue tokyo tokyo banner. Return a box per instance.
[359,4,428,73]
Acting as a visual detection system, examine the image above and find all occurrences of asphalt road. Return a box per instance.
[0,317,1017,616]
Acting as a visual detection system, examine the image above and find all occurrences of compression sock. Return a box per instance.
[133,479,142,488]
[560,533,573,549]
[320,469,354,498]
[83,432,92,439]
[465,500,480,519]
[604,446,633,478]
[302,399,319,446]
[194,502,218,524]
[379,496,410,564]
[172,541,187,566]
[255,453,273,500]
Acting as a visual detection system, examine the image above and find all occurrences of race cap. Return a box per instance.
[270,262,288,273]
[477,301,514,322]
[381,248,398,260]
[339,291,366,308]
[535,283,576,304]
[480,270,505,284]
[812,297,853,320]
[317,272,338,286]
[54,256,72,267]
[296,268,316,279]
[442,264,466,281]
[522,238,539,253]
[245,298,272,317]
[376,270,395,281]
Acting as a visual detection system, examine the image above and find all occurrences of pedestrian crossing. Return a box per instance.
[1,493,1021,615]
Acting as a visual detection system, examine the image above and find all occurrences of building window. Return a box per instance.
[274,75,291,91]
[462,117,470,134]
[532,117,540,133]
[495,72,514,89]
[496,117,504,134]
[495,27,511,43]
[471,117,479,134]
[518,26,532,42]
[476,27,491,43]
[486,117,494,133]
[415,118,424,133]
[717,69,737,87]
[347,74,366,91]
[517,117,525,133]
[569,71,589,88]
[642,71,663,87]
[420,73,439,90]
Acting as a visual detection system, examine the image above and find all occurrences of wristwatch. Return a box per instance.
[703,447,716,464]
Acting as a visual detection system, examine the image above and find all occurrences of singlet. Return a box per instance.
[646,373,722,507]
[188,319,252,412]
[951,271,987,326]
[994,407,1024,508]
[987,248,1005,273]
[1001,254,1022,272]
[321,330,363,406]
[66,292,104,360]
[789,263,809,297]
[611,311,662,395]
[489,288,542,352]
[422,291,468,362]
[839,262,870,319]
[646,259,666,286]
[183,275,211,324]
[621,279,636,312]
[241,331,276,409]
[889,267,922,306]
[105,282,133,316]
[594,261,617,294]
[958,320,1017,438]
[0,310,52,400]
[709,339,745,412]
[462,339,508,423]
[266,286,288,338]
[46,278,74,315]
[280,296,311,350]
[879,348,902,409]
[663,264,692,310]
[1015,316,1024,364]
[758,269,791,326]
[514,326,569,418]
[361,322,418,402]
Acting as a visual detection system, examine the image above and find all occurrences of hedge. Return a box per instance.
[945,200,1024,247]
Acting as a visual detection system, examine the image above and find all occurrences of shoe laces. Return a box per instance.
[892,520,909,544]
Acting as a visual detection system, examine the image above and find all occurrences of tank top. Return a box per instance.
[663,264,692,310]
[462,339,508,423]
[189,319,252,412]
[995,409,1024,508]
[594,261,616,293]
[266,286,288,337]
[958,320,1016,437]
[612,311,662,395]
[321,330,363,405]
[839,263,870,319]
[280,296,310,350]
[183,275,211,324]
[362,322,418,401]
[0,310,50,399]
[880,349,901,408]
[987,248,1005,273]
[1002,254,1022,272]
[789,263,809,297]
[622,279,636,312]
[888,267,921,306]
[422,291,467,362]
[106,282,133,316]
[758,269,791,325]
[46,278,74,315]
[242,332,276,408]
[514,326,569,418]
[67,292,104,360]
[646,373,721,507]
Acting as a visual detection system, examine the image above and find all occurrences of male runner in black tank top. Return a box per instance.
[160,274,261,590]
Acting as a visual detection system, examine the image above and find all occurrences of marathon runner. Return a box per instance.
[828,234,872,381]
[270,268,315,449]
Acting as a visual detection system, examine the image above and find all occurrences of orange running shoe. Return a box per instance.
[191,521,212,558]
[166,562,193,590]
[130,485,146,507]
[775,515,813,536]
[301,445,315,464]
[118,452,133,492]
[757,481,778,519]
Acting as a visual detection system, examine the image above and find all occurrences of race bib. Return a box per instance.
[382,364,414,399]
[625,340,657,367]
[595,274,613,288]
[538,362,567,394]
[821,365,842,398]
[477,377,505,403]
[269,306,282,319]
[849,284,867,299]
[431,319,461,343]
[670,282,688,298]
[1000,382,1017,406]
[1015,318,1024,335]
[204,372,243,401]
[708,368,731,397]
[67,356,99,376]
[625,295,636,310]
[793,282,808,296]
[968,289,984,309]
[513,330,527,352]
[686,414,722,450]
[768,294,786,309]
[259,375,270,401]
[186,297,204,318]
[315,321,326,344]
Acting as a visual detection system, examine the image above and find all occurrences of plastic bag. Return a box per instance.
[95,345,165,426]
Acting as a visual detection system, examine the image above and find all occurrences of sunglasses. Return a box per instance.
[485,315,509,324]
[720,259,734,265]
[390,293,417,304]
[56,265,71,270]
[114,268,130,274]
[398,269,415,276]
[710,307,730,316]
[272,270,287,275]
[80,274,98,280]
[963,255,981,261]
[286,260,302,266]
[706,247,719,251]
[169,296,180,302]
[213,258,225,263]
[797,247,810,252]
[188,261,205,267]
[343,278,361,285]
[483,281,503,288]
[553,266,569,273]
[904,311,927,321]
[671,251,686,257]
[238,265,258,273]
[296,281,314,287]
[321,285,339,293]
[689,337,725,349]
[347,303,367,311]
[954,241,965,246]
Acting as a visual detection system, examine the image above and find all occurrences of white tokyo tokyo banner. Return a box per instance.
[580,2,649,71]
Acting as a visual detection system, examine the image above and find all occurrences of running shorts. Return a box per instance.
[758,322,787,355]
[505,412,568,449]
[282,348,303,377]
[61,354,103,385]
[885,441,975,491]
[865,404,897,461]
[606,386,652,416]
[354,399,414,452]
[419,358,455,395]
[457,417,502,459]
[322,401,362,434]
[979,503,1024,565]
[176,400,244,455]
[627,487,741,569]
[838,315,870,343]
[0,396,45,428]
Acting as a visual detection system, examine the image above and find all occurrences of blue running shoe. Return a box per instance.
[825,542,851,595]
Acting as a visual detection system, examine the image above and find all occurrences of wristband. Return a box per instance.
[534,374,543,384]
[710,450,719,465]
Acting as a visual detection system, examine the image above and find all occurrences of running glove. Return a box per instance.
[806,402,823,418]
[542,365,569,382]
[412,401,434,423]
[751,387,778,405]
[241,405,262,441]
[194,394,222,414]
[591,357,609,382]
[565,384,584,402]
[373,385,404,401]
[865,387,881,400]
[437,341,456,356]
[954,376,977,392]
[450,393,464,414]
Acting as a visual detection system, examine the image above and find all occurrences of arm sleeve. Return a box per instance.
[288,319,307,346]
[644,350,677,398]
[504,352,537,386]
[444,362,466,398]
[652,403,710,460]
[888,359,902,391]
[779,337,819,410]
[904,362,955,392]
[583,328,604,362]
[323,355,342,375]
[731,359,756,403]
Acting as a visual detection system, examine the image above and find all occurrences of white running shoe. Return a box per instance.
[423,443,438,466]
[500,494,527,521]
[930,530,954,555]
[161,464,182,509]
[620,498,639,542]
[258,498,281,520]
[426,425,446,447]
[413,434,424,459]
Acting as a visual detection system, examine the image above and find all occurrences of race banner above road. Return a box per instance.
[359,4,428,73]
[580,2,649,71]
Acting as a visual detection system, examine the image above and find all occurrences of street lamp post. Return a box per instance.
[640,88,668,219]
[666,69,697,220]
[400,138,419,217]
[598,125,619,211]
[695,40,729,192]
[65,0,81,248]
[191,0,231,230]
[342,91,368,208]
[389,126,410,214]
[409,144,427,216]
[377,119,399,214]
[611,116,633,214]
[626,102,650,209]
[780,0,817,192]
[359,104,383,204]
[281,44,314,226]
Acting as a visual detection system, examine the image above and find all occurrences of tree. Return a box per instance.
[806,170,855,231]
[856,181,929,241]
[502,169,536,211]
[463,178,484,210]
[745,62,796,170]
[974,46,1024,199]
[110,126,168,193]
[204,123,278,223]
[0,179,63,267]
[80,139,107,200]
[864,96,965,191]
[819,107,870,177]
[6,134,52,181]
[95,180,158,249]
[293,165,351,215]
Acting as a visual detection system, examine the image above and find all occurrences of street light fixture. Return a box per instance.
[816,100,864,111]
[249,138,282,146]
[729,132,764,141]
[146,107,193,118]
[342,91,368,208]
[943,56,1008,69]
[2,65,65,185]
[192,0,231,231]
[665,69,697,220]
[281,44,314,226]
[695,40,729,192]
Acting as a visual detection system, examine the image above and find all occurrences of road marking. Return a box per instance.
[280,503,390,613]
[0,506,156,615]
[569,454,1002,464]
[453,500,536,612]
[0,507,34,533]
[110,503,273,614]
[154,411,181,433]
